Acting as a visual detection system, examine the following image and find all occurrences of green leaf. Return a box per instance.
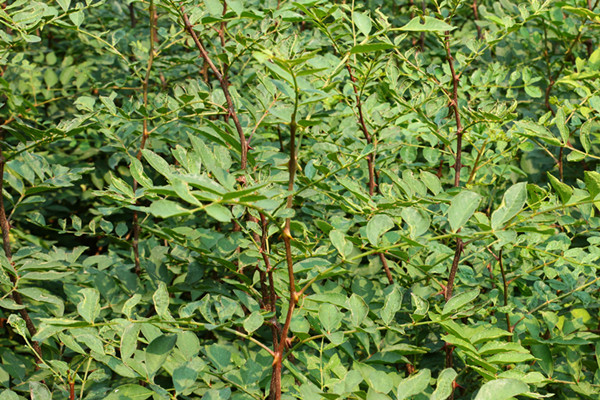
[353,11,372,36]
[330,230,351,257]
[524,85,542,98]
[491,182,527,230]
[401,207,430,238]
[205,0,223,16]
[532,345,553,376]
[399,16,455,32]
[153,282,173,321]
[0,298,26,310]
[431,369,457,400]
[122,294,142,319]
[447,191,482,232]
[57,0,71,12]
[29,382,51,400]
[0,390,19,400]
[74,96,95,112]
[487,351,535,364]
[584,171,600,197]
[120,322,140,363]
[443,288,480,315]
[366,214,394,246]
[148,199,191,219]
[555,108,569,143]
[69,9,84,27]
[397,368,431,400]
[547,173,572,204]
[348,294,369,327]
[145,334,177,379]
[205,203,232,222]
[77,288,100,324]
[474,379,529,400]
[319,303,343,333]
[420,170,442,195]
[105,384,154,400]
[142,149,172,178]
[206,344,232,371]
[173,361,200,394]
[381,286,403,325]
[243,311,264,334]
[350,43,394,54]
[410,293,428,322]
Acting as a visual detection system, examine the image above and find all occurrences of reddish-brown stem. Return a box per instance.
[445,238,464,302]
[443,30,465,398]
[0,131,42,363]
[378,253,393,285]
[69,379,75,400]
[270,99,299,400]
[260,213,278,314]
[444,32,464,188]
[345,64,376,196]
[472,0,482,40]
[132,1,156,276]
[218,1,230,122]
[181,8,248,172]
[345,62,392,283]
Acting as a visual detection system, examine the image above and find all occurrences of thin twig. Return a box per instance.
[472,0,482,40]
[181,7,248,173]
[346,64,376,196]
[443,28,466,397]
[270,69,300,400]
[132,0,156,275]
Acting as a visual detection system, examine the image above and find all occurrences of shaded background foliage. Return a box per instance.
[1,0,600,399]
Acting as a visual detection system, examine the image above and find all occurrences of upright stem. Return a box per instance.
[444,32,463,188]
[346,57,392,284]
[443,30,465,397]
[132,0,156,275]
[0,131,42,363]
[129,3,136,28]
[346,64,376,196]
[181,8,248,172]
[270,73,300,400]
[472,0,482,40]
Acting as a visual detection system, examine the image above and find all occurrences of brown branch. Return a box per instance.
[181,7,248,172]
[346,61,393,284]
[346,64,376,196]
[443,29,465,398]
[0,130,42,363]
[444,32,464,188]
[444,238,464,302]
[472,0,482,40]
[129,3,136,28]
[270,103,299,400]
[378,253,393,285]
[132,0,156,276]
[218,1,230,122]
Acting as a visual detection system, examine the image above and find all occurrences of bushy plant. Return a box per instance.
[1,0,600,399]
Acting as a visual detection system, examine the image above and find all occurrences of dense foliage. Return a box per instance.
[1,0,600,399]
